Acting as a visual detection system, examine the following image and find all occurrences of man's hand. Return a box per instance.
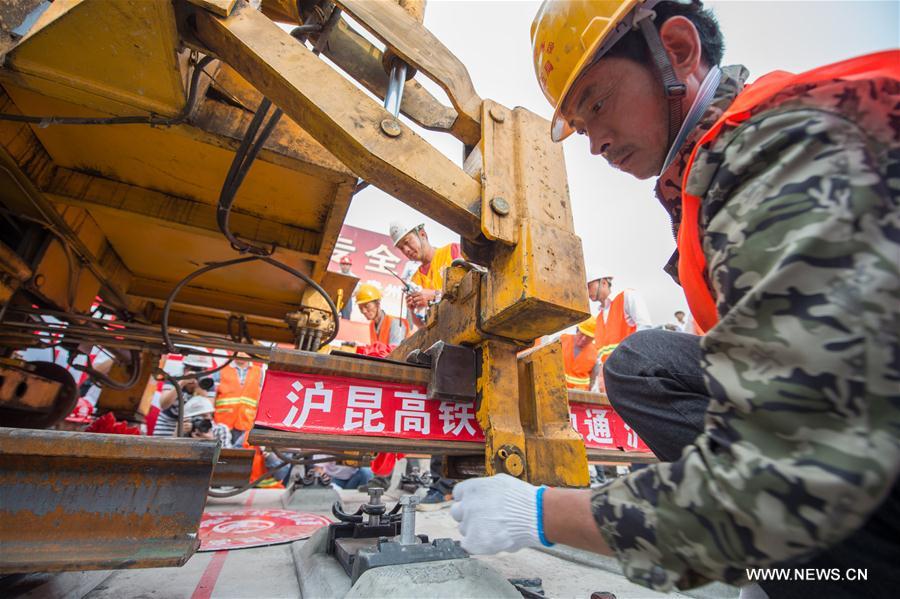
[406,288,437,309]
[450,474,543,555]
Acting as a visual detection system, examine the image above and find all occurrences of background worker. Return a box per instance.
[587,274,652,391]
[338,255,355,319]
[153,354,214,438]
[355,283,409,346]
[180,396,231,447]
[560,317,599,390]
[214,353,263,445]
[390,220,461,508]
[389,221,461,328]
[453,2,899,598]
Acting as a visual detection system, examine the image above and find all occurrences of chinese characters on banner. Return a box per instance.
[256,370,651,453]
[328,224,414,323]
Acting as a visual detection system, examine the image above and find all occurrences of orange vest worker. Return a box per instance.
[369,313,409,345]
[214,361,263,432]
[594,292,637,364]
[561,317,599,390]
[411,243,461,291]
[678,51,898,333]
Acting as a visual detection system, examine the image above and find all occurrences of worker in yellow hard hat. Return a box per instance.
[451,2,900,597]
[389,221,461,328]
[355,283,409,346]
[559,317,599,390]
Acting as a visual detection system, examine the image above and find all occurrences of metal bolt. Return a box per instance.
[380,118,402,137]
[490,196,510,216]
[504,453,524,477]
[399,495,420,545]
[489,106,505,123]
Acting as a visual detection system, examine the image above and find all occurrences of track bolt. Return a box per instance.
[504,453,524,477]
[489,107,505,123]
[490,196,510,216]
[380,119,402,137]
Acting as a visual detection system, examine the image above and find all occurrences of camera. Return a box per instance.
[191,417,213,434]
[198,377,214,392]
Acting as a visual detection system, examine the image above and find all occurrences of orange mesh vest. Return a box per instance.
[561,334,598,390]
[214,363,263,432]
[369,313,409,345]
[678,50,899,333]
[595,292,636,363]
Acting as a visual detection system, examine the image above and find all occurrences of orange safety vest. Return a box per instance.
[561,333,598,390]
[678,50,899,333]
[411,243,461,291]
[594,292,637,363]
[214,363,263,432]
[369,313,409,345]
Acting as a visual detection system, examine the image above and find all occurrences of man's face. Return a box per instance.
[359,300,380,321]
[340,263,351,274]
[587,280,600,301]
[396,230,425,261]
[597,279,612,302]
[675,311,685,323]
[560,57,669,180]
[575,331,593,348]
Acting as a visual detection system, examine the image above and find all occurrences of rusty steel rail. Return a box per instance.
[0,428,219,573]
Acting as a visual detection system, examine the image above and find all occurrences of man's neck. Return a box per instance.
[374,310,385,328]
[420,243,435,265]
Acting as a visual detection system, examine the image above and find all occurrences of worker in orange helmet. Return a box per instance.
[559,316,599,390]
[355,283,409,346]
[389,221,461,328]
[214,352,264,445]
[451,2,899,598]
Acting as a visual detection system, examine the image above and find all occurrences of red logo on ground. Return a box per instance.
[198,509,332,551]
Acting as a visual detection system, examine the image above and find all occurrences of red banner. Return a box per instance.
[256,370,651,454]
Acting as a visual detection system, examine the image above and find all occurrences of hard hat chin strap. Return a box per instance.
[635,10,686,148]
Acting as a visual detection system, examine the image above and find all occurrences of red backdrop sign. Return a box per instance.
[255,370,651,454]
[198,509,331,551]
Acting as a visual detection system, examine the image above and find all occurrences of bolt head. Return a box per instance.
[490,196,510,216]
[489,106,505,123]
[380,118,402,137]
[504,453,524,477]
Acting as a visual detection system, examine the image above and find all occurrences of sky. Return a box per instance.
[340,0,899,326]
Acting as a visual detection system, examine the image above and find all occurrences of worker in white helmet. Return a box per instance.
[586,273,652,374]
[389,221,463,508]
[388,221,461,328]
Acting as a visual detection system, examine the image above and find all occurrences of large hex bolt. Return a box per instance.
[399,495,421,545]
[365,487,385,526]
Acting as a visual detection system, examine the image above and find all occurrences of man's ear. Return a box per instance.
[658,16,703,80]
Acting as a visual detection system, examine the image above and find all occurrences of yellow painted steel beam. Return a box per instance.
[334,0,481,143]
[193,1,484,242]
[518,341,590,487]
[44,167,324,260]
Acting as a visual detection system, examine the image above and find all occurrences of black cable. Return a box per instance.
[207,460,290,498]
[216,97,283,256]
[0,56,216,127]
[160,255,340,352]
[68,348,143,391]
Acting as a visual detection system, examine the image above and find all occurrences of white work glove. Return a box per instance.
[450,473,552,555]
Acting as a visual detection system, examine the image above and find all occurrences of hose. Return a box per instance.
[207,460,290,498]
[68,348,143,391]
[160,256,340,353]
[216,97,283,256]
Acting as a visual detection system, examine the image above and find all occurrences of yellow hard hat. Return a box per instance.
[354,283,382,305]
[531,0,650,142]
[576,316,596,338]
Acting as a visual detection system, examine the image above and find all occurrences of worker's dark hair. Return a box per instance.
[605,1,725,68]
[674,310,685,316]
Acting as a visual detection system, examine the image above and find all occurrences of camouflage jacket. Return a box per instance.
[590,63,900,590]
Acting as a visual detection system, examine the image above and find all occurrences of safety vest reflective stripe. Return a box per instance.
[595,343,619,357]
[678,50,900,333]
[215,396,258,408]
[564,373,591,386]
